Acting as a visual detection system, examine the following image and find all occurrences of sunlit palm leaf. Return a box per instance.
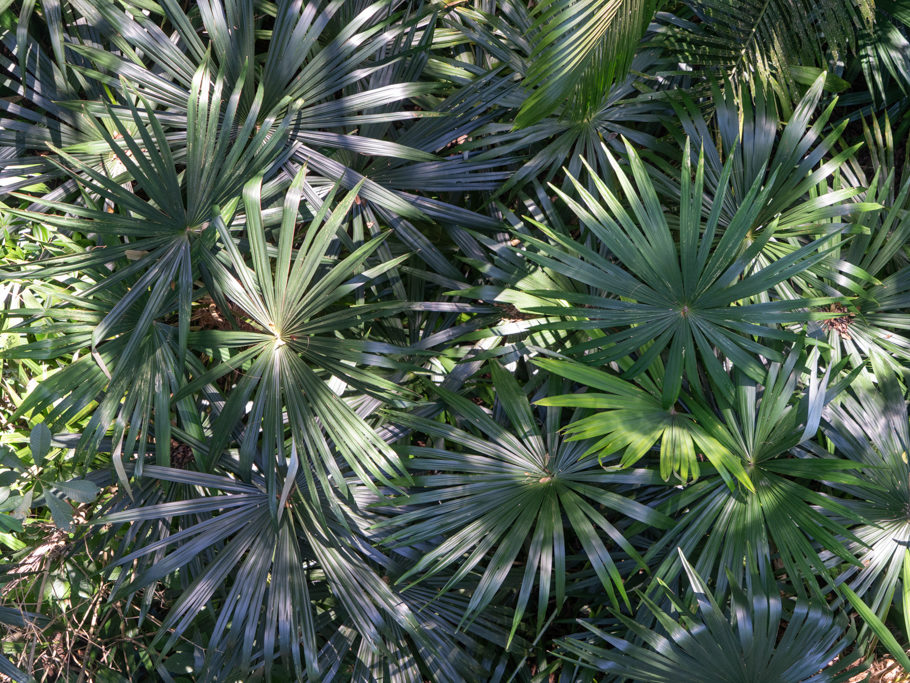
[645,350,863,599]
[535,357,752,487]
[515,139,838,403]
[179,170,409,493]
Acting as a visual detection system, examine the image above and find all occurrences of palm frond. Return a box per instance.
[512,139,839,403]
[558,551,862,682]
[384,362,670,642]
[659,0,874,86]
[516,0,659,127]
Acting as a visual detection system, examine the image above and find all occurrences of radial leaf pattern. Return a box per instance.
[2,2,910,680]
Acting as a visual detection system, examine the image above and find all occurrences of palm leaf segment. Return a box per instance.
[518,139,837,404]
[558,551,861,682]
[384,363,671,643]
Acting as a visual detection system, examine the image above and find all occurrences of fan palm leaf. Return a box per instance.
[177,170,410,493]
[449,5,669,193]
[383,362,671,642]
[558,551,862,682]
[660,74,871,240]
[513,139,839,404]
[815,362,910,637]
[541,345,862,598]
[4,68,292,375]
[643,351,864,599]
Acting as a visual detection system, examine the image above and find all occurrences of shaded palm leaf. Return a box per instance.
[94,463,332,681]
[20,0,503,247]
[811,115,910,369]
[658,0,874,87]
[97,462,490,683]
[384,362,671,641]
[515,0,659,128]
[0,605,37,683]
[857,0,910,103]
[816,362,910,636]
[451,5,669,193]
[558,551,862,682]
[810,174,910,369]
[659,73,871,240]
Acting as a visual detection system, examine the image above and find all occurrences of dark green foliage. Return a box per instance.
[2,1,910,681]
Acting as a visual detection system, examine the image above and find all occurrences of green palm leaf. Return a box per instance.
[658,0,874,86]
[661,73,873,241]
[516,139,839,403]
[535,356,752,488]
[515,0,659,128]
[384,362,671,643]
[559,551,862,682]
[181,170,409,493]
[4,65,291,376]
[644,350,863,599]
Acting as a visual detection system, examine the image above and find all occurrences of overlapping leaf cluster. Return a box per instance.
[2,1,910,681]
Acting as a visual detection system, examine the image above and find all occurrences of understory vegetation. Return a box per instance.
[5,0,910,680]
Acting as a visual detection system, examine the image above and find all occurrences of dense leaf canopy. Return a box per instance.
[2,0,910,681]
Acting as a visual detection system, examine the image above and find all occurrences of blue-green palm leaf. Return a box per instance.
[96,462,489,683]
[661,74,870,240]
[806,170,910,370]
[179,170,409,494]
[517,139,838,403]
[4,66,292,382]
[815,362,910,638]
[384,362,671,642]
[558,552,861,682]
